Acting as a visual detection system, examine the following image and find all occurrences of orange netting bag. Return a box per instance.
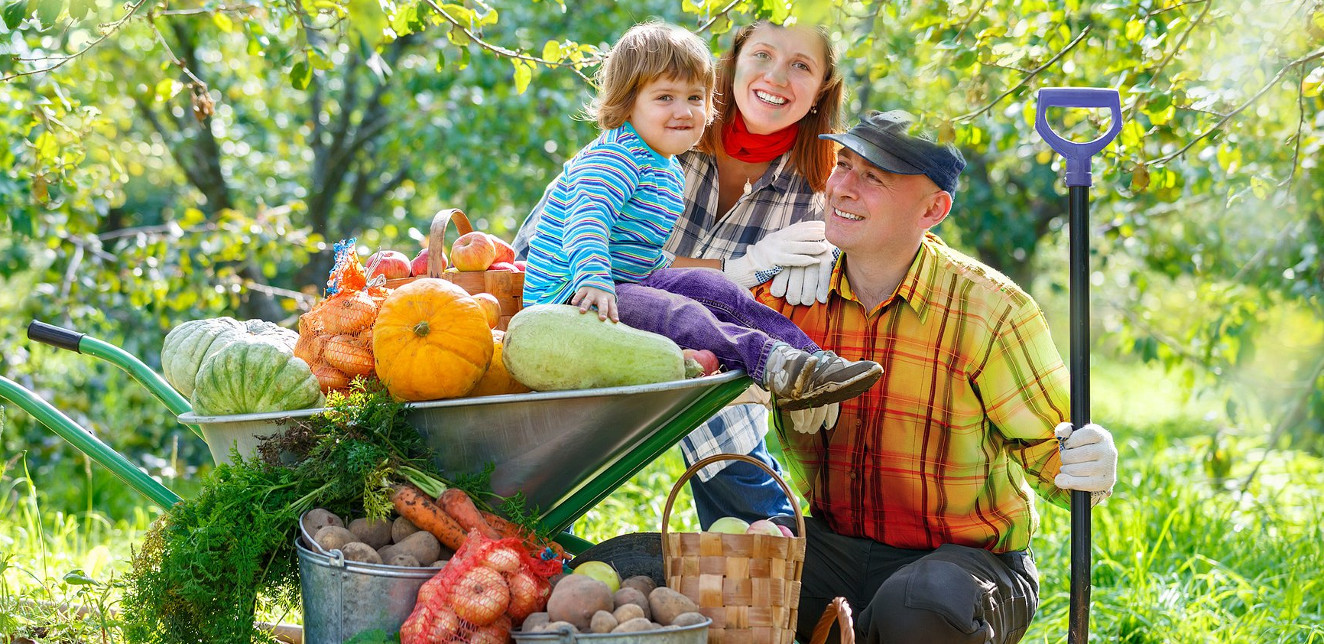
[295,238,390,393]
[400,531,564,643]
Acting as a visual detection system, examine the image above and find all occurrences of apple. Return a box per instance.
[572,560,620,594]
[707,517,750,534]
[411,247,444,277]
[512,260,527,272]
[450,232,498,271]
[487,234,517,265]
[777,524,796,538]
[488,261,520,273]
[473,293,501,329]
[746,519,783,537]
[367,250,411,280]
[681,349,720,376]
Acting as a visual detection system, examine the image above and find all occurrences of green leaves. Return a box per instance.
[3,0,26,29]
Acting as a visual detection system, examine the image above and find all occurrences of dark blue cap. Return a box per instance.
[820,110,966,195]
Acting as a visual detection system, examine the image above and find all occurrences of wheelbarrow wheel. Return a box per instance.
[568,532,664,589]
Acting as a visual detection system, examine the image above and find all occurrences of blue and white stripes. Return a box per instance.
[523,122,685,306]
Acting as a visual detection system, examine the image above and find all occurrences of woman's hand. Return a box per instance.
[723,220,830,287]
[571,286,619,322]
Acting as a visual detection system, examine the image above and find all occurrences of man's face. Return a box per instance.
[823,147,945,255]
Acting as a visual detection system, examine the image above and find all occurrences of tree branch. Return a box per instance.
[954,25,1093,122]
[1151,46,1324,165]
[1,0,150,81]
[419,0,595,83]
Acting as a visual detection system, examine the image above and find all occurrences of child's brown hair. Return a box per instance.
[587,22,716,130]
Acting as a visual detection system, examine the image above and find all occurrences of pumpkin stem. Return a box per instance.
[412,321,430,337]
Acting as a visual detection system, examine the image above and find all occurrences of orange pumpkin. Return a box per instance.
[373,278,494,401]
[466,330,532,398]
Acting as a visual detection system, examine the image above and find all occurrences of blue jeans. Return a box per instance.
[615,267,820,383]
[687,440,795,529]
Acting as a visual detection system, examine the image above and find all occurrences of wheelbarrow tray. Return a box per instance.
[178,370,749,532]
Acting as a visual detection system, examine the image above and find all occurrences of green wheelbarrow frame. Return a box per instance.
[4,320,751,552]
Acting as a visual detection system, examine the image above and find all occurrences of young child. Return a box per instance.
[522,22,880,410]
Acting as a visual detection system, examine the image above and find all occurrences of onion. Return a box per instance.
[450,565,510,627]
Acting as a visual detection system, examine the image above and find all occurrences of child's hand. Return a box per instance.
[571,286,618,322]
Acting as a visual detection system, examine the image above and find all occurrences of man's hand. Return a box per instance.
[724,221,830,287]
[571,286,618,322]
[1054,422,1117,506]
[770,247,835,306]
[777,402,840,435]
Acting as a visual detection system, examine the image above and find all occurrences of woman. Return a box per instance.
[515,20,843,527]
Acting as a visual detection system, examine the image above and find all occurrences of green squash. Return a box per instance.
[189,336,323,417]
[162,317,298,398]
[501,304,685,391]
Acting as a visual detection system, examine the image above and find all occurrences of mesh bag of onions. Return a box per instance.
[400,530,563,643]
[294,238,390,393]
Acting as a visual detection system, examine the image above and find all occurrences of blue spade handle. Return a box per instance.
[1035,88,1122,187]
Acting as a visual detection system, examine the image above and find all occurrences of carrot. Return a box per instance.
[391,483,467,551]
[437,488,503,541]
[480,510,570,560]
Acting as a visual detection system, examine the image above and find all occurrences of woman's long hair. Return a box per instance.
[697,21,843,192]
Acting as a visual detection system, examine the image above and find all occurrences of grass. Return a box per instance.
[2,359,1323,642]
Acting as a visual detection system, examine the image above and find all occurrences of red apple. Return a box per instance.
[487,234,517,265]
[489,261,520,273]
[512,260,527,273]
[450,232,498,271]
[473,293,501,329]
[367,250,411,280]
[411,247,444,277]
[681,349,720,376]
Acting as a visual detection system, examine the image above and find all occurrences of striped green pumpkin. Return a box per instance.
[161,317,297,398]
[189,336,322,417]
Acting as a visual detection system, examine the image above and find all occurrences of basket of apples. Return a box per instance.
[659,453,807,644]
[376,208,525,331]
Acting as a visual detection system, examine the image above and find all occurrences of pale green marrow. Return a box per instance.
[502,304,685,390]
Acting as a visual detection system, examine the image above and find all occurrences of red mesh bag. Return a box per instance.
[295,238,390,393]
[401,530,563,644]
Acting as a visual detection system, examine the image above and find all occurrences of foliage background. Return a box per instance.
[0,0,1322,640]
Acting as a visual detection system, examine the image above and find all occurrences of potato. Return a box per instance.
[611,617,655,633]
[612,603,645,624]
[386,553,420,568]
[520,612,550,632]
[386,531,441,566]
[429,560,448,568]
[302,509,343,538]
[671,611,708,627]
[347,517,393,549]
[621,574,656,597]
[535,620,578,633]
[391,516,420,544]
[613,587,650,619]
[313,526,358,552]
[590,610,618,633]
[546,574,613,632]
[648,587,699,626]
[340,542,382,564]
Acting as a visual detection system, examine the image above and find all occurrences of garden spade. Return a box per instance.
[1034,87,1122,644]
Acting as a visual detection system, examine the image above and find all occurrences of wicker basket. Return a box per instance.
[661,453,807,644]
[384,208,524,330]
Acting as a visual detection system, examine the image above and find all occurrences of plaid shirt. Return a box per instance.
[514,149,824,481]
[755,232,1071,552]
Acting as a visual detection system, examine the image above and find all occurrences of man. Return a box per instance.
[754,110,1118,644]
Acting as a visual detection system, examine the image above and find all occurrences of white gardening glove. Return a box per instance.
[723,221,830,288]
[770,246,835,306]
[778,402,840,435]
[1054,422,1118,506]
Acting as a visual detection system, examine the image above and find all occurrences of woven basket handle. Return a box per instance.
[808,597,855,644]
[659,452,807,561]
[425,208,474,277]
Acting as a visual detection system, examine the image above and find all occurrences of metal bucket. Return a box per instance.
[513,619,711,644]
[295,538,440,644]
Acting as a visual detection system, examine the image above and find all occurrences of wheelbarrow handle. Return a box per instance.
[1034,88,1122,187]
[28,320,85,353]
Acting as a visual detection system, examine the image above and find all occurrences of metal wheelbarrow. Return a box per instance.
[4,320,750,549]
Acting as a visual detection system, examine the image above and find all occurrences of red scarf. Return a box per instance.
[721,112,799,163]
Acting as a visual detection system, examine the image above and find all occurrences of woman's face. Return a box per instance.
[731,24,828,135]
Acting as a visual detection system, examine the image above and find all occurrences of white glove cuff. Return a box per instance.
[722,256,760,288]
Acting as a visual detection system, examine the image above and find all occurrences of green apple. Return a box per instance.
[707,516,751,534]
[573,560,621,594]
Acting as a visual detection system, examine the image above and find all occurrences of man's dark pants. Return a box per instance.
[786,516,1039,644]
